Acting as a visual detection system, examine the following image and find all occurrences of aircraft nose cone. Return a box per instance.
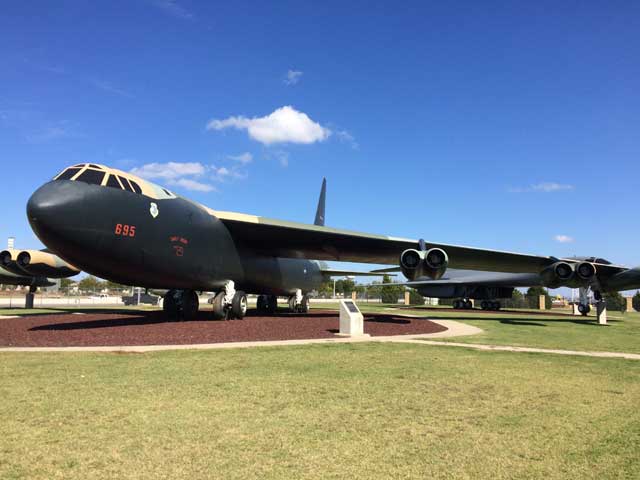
[27,181,88,247]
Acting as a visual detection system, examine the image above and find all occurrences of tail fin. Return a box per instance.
[314,177,326,226]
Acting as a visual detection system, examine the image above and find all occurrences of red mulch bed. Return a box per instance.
[0,309,447,347]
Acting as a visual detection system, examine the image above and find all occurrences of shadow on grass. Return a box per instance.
[424,313,615,327]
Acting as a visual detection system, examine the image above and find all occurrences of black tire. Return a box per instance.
[266,295,277,314]
[578,304,591,316]
[300,295,310,314]
[212,292,226,320]
[182,290,199,320]
[256,295,266,313]
[232,291,247,319]
[163,290,179,320]
[464,300,472,310]
[481,301,488,310]
[288,296,297,313]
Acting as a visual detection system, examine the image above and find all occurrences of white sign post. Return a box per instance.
[338,300,368,337]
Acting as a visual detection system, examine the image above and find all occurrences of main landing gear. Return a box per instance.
[163,289,199,321]
[577,286,592,316]
[209,281,247,320]
[256,295,278,314]
[480,300,501,311]
[453,299,473,310]
[256,290,310,315]
[288,289,310,314]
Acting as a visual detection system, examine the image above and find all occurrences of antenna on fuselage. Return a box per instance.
[314,177,327,226]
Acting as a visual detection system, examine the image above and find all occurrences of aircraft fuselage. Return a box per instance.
[28,177,322,295]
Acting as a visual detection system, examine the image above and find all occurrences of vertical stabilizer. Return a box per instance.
[314,178,327,226]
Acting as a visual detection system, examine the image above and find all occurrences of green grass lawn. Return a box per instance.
[1,343,639,479]
[407,309,640,354]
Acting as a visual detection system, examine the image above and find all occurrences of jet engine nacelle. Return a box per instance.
[0,249,25,275]
[575,261,596,282]
[15,250,79,278]
[540,261,574,288]
[399,247,448,281]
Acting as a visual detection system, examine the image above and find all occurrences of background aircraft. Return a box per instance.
[0,246,80,305]
[27,163,640,320]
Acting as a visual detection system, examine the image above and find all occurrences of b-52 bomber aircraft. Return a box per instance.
[26,163,640,319]
[0,245,80,305]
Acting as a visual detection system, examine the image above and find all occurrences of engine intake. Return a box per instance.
[399,247,448,281]
[0,250,12,267]
[576,262,596,281]
[540,261,574,288]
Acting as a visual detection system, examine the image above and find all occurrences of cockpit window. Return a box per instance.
[89,164,102,169]
[76,169,106,186]
[55,168,82,181]
[119,176,134,193]
[106,174,123,190]
[129,180,142,194]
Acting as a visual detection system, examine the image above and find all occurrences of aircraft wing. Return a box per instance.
[320,269,391,277]
[365,269,543,288]
[214,211,564,273]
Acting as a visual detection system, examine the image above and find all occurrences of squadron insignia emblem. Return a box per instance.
[149,202,159,219]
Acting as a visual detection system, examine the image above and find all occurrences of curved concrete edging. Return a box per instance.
[0,319,481,353]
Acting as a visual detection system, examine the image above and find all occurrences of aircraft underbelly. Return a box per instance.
[238,256,321,295]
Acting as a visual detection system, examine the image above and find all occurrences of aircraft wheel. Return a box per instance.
[266,295,278,314]
[163,290,179,320]
[494,301,501,311]
[232,291,247,319]
[480,301,488,310]
[578,304,590,316]
[288,296,297,313]
[256,294,266,313]
[182,290,199,321]
[453,300,460,309]
[300,295,310,314]
[212,292,226,320]
[464,300,473,310]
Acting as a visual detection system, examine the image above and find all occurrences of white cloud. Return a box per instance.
[207,106,331,145]
[509,182,575,193]
[284,70,303,85]
[131,162,214,192]
[336,129,359,149]
[276,151,289,167]
[554,235,574,243]
[227,152,253,164]
[150,0,194,20]
[131,162,206,180]
[130,161,248,192]
[173,178,216,192]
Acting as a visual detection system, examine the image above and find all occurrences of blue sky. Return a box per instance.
[2,1,639,274]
